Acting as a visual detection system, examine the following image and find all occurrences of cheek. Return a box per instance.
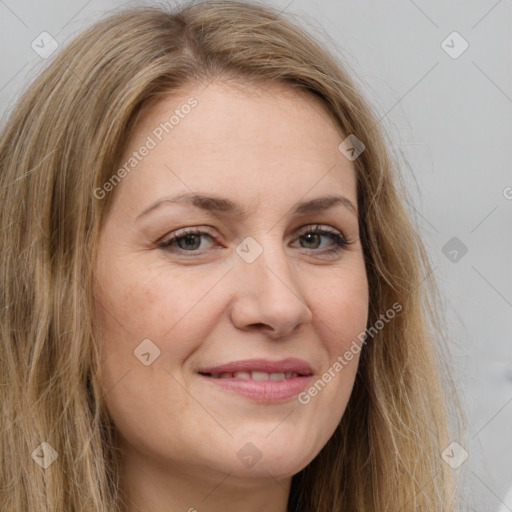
[302,261,368,413]
[97,254,193,334]
[94,260,231,379]
[310,260,369,354]
[93,266,221,449]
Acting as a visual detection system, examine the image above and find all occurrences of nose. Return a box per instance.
[228,239,313,339]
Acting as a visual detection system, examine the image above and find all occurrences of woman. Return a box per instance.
[0,1,466,510]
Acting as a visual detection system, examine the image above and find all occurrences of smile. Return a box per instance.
[196,358,314,402]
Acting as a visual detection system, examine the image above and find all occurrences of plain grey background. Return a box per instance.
[1,0,511,510]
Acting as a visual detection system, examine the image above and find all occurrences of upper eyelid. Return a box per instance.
[296,224,344,236]
[161,224,345,238]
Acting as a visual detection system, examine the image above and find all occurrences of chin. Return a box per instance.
[224,456,312,482]
[216,433,321,481]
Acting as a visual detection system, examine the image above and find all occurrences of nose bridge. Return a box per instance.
[236,233,296,292]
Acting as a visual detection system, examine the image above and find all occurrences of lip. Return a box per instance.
[197,358,314,402]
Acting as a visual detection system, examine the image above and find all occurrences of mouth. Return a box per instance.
[199,371,306,380]
[196,358,314,402]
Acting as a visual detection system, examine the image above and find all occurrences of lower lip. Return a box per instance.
[199,374,312,402]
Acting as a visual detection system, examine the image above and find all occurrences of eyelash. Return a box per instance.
[157,224,351,257]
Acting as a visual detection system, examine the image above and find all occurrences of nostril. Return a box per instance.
[249,323,270,329]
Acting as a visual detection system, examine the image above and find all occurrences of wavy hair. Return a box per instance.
[0,1,465,510]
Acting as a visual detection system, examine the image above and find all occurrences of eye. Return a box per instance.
[157,224,351,256]
[292,224,350,255]
[158,227,216,252]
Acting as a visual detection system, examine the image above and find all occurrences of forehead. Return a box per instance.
[113,79,357,211]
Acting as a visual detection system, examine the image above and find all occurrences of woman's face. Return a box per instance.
[93,80,369,486]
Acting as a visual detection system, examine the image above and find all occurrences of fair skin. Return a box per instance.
[93,79,369,512]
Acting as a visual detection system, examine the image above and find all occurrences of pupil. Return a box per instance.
[180,234,200,250]
[303,233,319,248]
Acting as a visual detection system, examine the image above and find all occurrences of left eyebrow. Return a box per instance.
[136,192,358,220]
[293,195,357,216]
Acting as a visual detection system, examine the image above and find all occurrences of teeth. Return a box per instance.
[269,372,286,381]
[209,371,299,380]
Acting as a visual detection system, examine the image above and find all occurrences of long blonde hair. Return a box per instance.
[0,1,466,510]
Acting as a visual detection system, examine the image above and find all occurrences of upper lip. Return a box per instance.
[197,357,313,375]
